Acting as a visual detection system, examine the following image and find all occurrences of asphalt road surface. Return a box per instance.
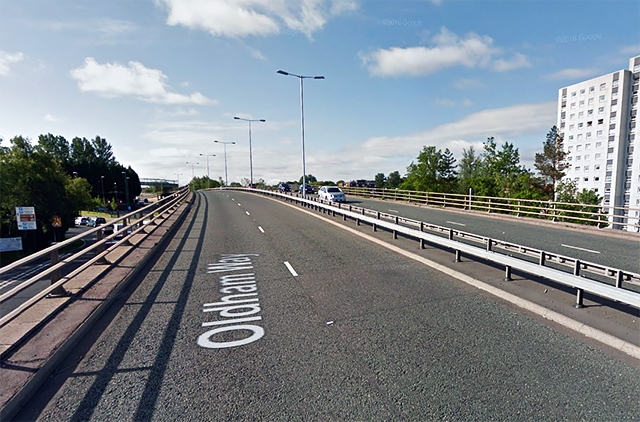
[348,196,640,273]
[16,190,640,421]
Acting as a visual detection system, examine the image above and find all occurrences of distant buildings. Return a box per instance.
[557,55,639,231]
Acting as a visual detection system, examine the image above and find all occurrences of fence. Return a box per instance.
[341,187,640,232]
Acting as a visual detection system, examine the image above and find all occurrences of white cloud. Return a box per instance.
[619,45,640,55]
[545,68,600,80]
[361,27,530,77]
[434,98,473,107]
[454,78,483,89]
[155,0,357,38]
[0,51,25,75]
[492,53,531,72]
[44,114,60,122]
[70,58,217,105]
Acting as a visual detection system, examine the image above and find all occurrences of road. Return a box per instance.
[346,195,640,273]
[15,190,640,421]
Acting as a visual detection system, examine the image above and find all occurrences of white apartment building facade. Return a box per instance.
[557,55,639,231]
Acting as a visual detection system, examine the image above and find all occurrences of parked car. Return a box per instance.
[299,183,314,194]
[317,186,346,202]
[278,183,291,192]
[75,216,89,226]
[95,217,107,226]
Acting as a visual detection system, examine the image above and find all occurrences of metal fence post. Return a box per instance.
[47,248,68,297]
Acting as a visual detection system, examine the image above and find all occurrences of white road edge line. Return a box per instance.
[388,209,399,213]
[269,197,639,361]
[284,261,298,277]
[561,244,601,254]
[446,221,466,227]
[258,226,265,233]
[246,211,250,216]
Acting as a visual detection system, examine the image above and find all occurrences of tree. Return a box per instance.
[387,171,402,188]
[534,126,569,198]
[401,146,457,193]
[374,173,386,188]
[298,174,317,184]
[457,146,481,194]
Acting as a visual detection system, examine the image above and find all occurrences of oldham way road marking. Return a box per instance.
[561,244,601,254]
[258,226,265,233]
[284,261,298,277]
[446,221,467,227]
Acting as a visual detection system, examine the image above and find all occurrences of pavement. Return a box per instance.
[0,193,194,421]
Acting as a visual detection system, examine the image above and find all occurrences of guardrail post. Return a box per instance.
[393,229,397,239]
[376,211,380,220]
[504,265,512,281]
[488,198,491,213]
[448,229,453,240]
[395,216,399,225]
[443,194,447,208]
[420,238,426,249]
[95,229,105,255]
[455,250,461,262]
[552,203,557,222]
[420,222,424,232]
[372,223,377,232]
[425,192,429,206]
[615,270,623,288]
[539,252,546,266]
[517,201,521,217]
[47,248,68,297]
[573,259,584,308]
[486,238,492,251]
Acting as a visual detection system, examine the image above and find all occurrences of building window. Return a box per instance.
[569,124,575,130]
[579,100,585,107]
[572,91,577,97]
[588,98,594,105]
[600,83,606,90]
[567,156,572,161]
[571,102,576,109]
[578,122,584,129]
[579,111,584,118]
[588,109,593,116]
[569,135,574,140]
[575,166,581,172]
[570,113,575,120]
[568,146,574,151]
[577,134,583,140]
[576,155,581,161]
[584,154,590,160]
[594,176,600,181]
[589,86,595,93]
[586,132,592,139]
[595,153,601,160]
[599,95,605,102]
[598,108,604,115]
[580,89,585,95]
[597,131,603,137]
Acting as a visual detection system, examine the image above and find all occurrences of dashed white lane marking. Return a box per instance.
[245,211,250,216]
[284,261,298,277]
[446,221,467,227]
[388,209,399,213]
[237,203,241,206]
[258,226,265,233]
[561,244,601,254]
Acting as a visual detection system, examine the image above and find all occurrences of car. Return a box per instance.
[317,186,346,202]
[95,217,107,226]
[247,183,257,189]
[278,183,291,192]
[298,183,314,194]
[75,216,89,226]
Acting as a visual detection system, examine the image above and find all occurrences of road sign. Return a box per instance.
[52,215,62,228]
[16,206,37,230]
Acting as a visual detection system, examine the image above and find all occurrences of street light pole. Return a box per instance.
[100,175,105,203]
[277,69,324,198]
[233,117,265,186]
[174,173,182,187]
[199,153,216,187]
[214,140,235,186]
[186,162,199,179]
[122,171,130,208]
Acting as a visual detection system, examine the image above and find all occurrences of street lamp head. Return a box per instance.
[314,76,325,79]
[277,70,289,76]
[233,116,240,120]
[101,175,104,179]
[259,119,266,122]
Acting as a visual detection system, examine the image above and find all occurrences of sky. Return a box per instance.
[1,0,639,186]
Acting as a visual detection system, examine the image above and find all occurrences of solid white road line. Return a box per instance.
[258,226,265,233]
[561,244,601,254]
[284,261,298,277]
[388,209,399,213]
[446,221,467,227]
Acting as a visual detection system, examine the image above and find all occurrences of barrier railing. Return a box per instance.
[340,187,640,232]
[0,187,190,329]
[240,188,640,310]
